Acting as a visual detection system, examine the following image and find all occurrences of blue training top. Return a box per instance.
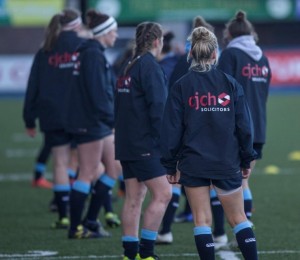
[160,66,257,179]
[23,31,85,132]
[218,47,271,144]
[115,52,168,161]
[64,39,115,137]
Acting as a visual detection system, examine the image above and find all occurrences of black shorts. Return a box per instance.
[44,129,71,147]
[253,143,264,160]
[180,173,242,191]
[44,129,110,147]
[121,158,166,182]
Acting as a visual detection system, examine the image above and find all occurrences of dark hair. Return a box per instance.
[162,31,175,54]
[123,21,163,75]
[42,8,81,52]
[223,10,258,44]
[193,16,215,32]
[85,9,109,29]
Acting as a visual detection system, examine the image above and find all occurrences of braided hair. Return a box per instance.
[123,22,162,75]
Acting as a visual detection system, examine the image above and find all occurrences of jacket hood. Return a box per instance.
[77,39,104,53]
[227,35,263,61]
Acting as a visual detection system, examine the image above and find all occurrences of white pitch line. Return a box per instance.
[1,250,300,259]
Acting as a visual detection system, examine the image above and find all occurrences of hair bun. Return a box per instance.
[236,10,246,21]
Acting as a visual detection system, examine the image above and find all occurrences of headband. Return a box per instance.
[62,17,82,31]
[92,16,117,37]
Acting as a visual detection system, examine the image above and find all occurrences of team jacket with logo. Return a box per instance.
[23,31,84,132]
[65,39,114,136]
[218,47,271,143]
[115,52,168,160]
[160,67,257,179]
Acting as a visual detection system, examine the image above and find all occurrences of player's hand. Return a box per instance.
[26,128,36,138]
[241,168,251,179]
[166,171,180,184]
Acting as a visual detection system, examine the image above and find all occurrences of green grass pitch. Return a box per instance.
[0,94,300,259]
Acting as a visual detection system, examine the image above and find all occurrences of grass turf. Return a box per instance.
[0,94,300,259]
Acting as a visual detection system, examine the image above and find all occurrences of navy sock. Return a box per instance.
[103,189,113,213]
[53,184,70,219]
[194,226,215,260]
[139,229,157,258]
[234,221,258,260]
[85,174,116,221]
[34,163,46,180]
[210,189,225,236]
[160,187,180,234]
[85,180,109,221]
[122,236,139,259]
[182,188,192,215]
[243,189,253,220]
[34,139,51,180]
[67,168,77,183]
[69,181,90,231]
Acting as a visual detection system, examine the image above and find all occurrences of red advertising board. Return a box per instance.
[265,49,300,87]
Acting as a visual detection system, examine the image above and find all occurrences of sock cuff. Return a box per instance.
[210,188,217,198]
[141,229,157,240]
[99,173,116,188]
[233,221,252,234]
[72,180,90,194]
[122,236,139,242]
[243,189,253,200]
[172,186,181,195]
[53,184,71,192]
[194,226,212,236]
[35,162,46,172]
[67,168,77,178]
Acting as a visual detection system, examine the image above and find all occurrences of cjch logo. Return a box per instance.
[188,91,231,111]
[218,92,230,106]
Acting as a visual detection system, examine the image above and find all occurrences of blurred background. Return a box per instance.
[0,0,300,95]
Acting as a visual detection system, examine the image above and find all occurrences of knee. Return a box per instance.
[227,212,247,227]
[153,187,172,206]
[193,212,212,227]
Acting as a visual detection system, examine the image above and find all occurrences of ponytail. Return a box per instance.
[42,14,62,52]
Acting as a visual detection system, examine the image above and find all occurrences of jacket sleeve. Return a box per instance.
[232,78,257,168]
[23,52,40,128]
[81,49,114,128]
[141,60,168,141]
[160,82,184,174]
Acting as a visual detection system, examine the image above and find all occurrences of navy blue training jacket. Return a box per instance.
[64,39,114,136]
[114,52,168,160]
[23,31,84,132]
[218,48,271,143]
[160,67,257,179]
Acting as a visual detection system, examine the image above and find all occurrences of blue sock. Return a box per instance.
[243,189,253,220]
[70,180,90,230]
[160,186,181,234]
[234,221,258,260]
[139,229,157,258]
[194,226,215,259]
[210,189,225,236]
[34,162,46,180]
[122,236,139,260]
[67,168,77,180]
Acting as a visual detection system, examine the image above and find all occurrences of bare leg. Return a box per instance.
[122,178,147,237]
